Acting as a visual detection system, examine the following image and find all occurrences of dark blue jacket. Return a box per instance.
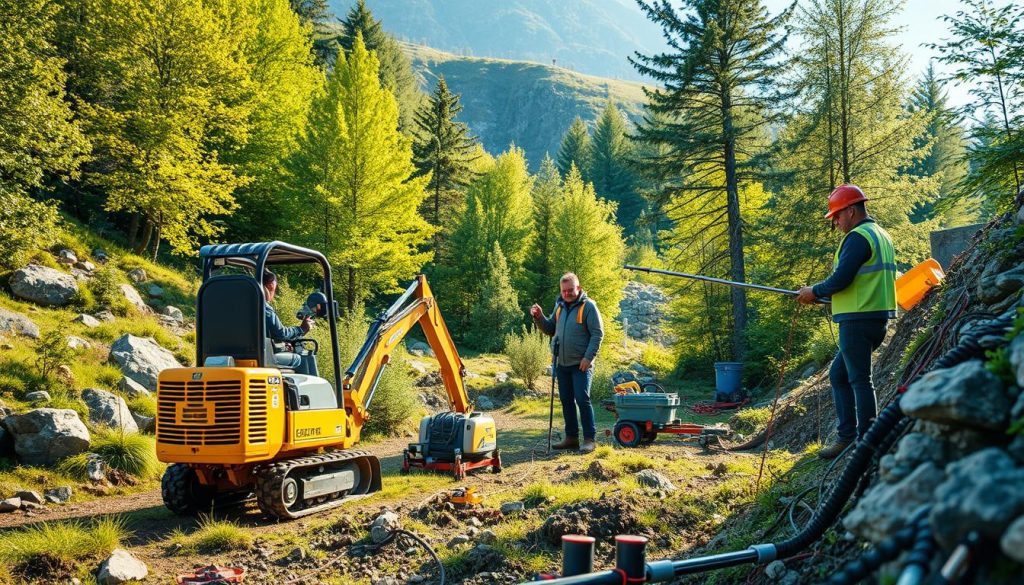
[265,305,304,342]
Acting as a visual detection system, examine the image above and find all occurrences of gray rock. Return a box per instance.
[477,529,497,545]
[0,497,22,512]
[96,548,148,584]
[67,335,90,350]
[148,284,164,297]
[82,388,139,433]
[118,284,152,314]
[370,510,401,544]
[75,260,96,272]
[844,462,946,543]
[109,334,182,391]
[408,360,428,375]
[901,360,1009,431]
[15,490,43,504]
[407,340,435,358]
[94,310,116,322]
[476,395,495,410]
[1001,515,1024,563]
[72,314,100,328]
[894,433,948,468]
[765,560,787,580]
[126,268,146,283]
[161,305,184,322]
[44,486,73,504]
[634,469,678,492]
[117,376,150,398]
[86,454,106,481]
[1008,435,1024,465]
[131,412,154,433]
[500,501,525,515]
[1009,334,1024,389]
[930,448,1024,549]
[0,308,40,339]
[979,266,1024,305]
[2,409,91,465]
[24,391,51,402]
[93,248,109,263]
[494,372,509,383]
[9,265,80,307]
[447,534,470,548]
[56,249,78,265]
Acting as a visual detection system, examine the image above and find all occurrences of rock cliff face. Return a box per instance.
[617,281,672,344]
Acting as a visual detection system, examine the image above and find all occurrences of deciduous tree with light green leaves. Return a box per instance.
[285,34,432,310]
[65,0,253,259]
[548,165,625,320]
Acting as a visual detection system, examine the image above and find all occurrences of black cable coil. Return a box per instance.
[825,506,932,585]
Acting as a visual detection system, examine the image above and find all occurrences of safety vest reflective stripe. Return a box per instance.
[555,304,585,324]
[832,222,897,316]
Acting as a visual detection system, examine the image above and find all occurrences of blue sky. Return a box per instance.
[764,0,1017,111]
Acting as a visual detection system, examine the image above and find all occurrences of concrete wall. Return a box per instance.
[930,223,985,269]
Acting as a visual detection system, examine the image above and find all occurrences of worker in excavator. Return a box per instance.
[796,185,898,459]
[263,270,313,368]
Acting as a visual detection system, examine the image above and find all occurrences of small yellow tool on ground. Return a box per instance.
[450,486,484,507]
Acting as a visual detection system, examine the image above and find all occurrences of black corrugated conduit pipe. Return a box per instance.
[521,316,1011,585]
[823,506,931,585]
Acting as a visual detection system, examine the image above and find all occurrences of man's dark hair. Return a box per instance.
[852,201,866,213]
[262,270,277,287]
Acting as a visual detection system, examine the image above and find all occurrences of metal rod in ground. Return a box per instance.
[547,343,558,453]
[624,265,830,304]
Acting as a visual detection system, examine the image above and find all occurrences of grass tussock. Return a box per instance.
[520,479,604,508]
[90,429,163,480]
[0,516,127,579]
[729,406,773,435]
[168,515,253,554]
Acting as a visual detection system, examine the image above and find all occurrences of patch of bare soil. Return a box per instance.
[541,496,649,545]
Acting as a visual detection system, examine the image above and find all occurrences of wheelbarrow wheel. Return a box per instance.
[613,421,642,448]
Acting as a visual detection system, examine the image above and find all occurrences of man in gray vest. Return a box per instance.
[530,272,605,453]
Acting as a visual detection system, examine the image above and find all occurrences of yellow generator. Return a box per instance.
[156,242,494,519]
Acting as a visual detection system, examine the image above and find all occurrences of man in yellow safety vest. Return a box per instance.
[796,184,897,459]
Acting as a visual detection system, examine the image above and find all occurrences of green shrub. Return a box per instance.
[730,406,773,435]
[34,330,76,389]
[55,453,91,481]
[88,264,132,315]
[126,394,156,418]
[0,192,61,271]
[639,343,675,377]
[590,359,616,404]
[504,327,549,390]
[90,429,162,480]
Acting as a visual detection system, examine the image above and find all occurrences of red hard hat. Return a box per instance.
[825,184,868,219]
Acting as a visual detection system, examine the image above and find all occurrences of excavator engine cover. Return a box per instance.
[418,411,496,461]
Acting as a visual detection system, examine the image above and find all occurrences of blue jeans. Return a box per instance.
[830,319,887,442]
[556,364,596,440]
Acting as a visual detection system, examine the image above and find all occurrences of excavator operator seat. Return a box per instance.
[197,275,268,366]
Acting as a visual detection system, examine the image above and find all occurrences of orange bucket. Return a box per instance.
[896,258,945,311]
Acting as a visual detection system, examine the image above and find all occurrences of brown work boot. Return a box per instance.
[818,441,852,460]
[552,436,579,450]
[579,439,597,454]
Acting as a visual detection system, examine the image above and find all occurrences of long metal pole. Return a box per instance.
[624,265,830,303]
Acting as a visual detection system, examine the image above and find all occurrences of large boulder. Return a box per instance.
[0,308,40,339]
[82,388,138,433]
[844,461,946,542]
[9,265,79,307]
[118,284,152,314]
[930,448,1024,549]
[1,409,91,465]
[109,335,181,391]
[96,548,148,584]
[117,376,150,398]
[901,360,1010,431]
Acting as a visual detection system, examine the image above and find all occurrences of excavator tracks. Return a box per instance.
[255,449,381,520]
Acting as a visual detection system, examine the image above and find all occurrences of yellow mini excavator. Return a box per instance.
[156,241,497,520]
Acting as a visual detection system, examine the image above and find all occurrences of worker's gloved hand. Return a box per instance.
[300,316,314,333]
[529,304,543,319]
[795,286,817,305]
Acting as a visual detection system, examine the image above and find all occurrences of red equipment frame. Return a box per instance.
[401,448,502,480]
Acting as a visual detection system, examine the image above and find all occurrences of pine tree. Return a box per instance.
[334,0,423,133]
[929,0,1024,210]
[285,34,432,309]
[437,147,534,334]
[632,0,793,360]
[557,117,592,182]
[526,155,562,303]
[467,243,522,352]
[413,76,480,253]
[548,166,626,320]
[590,100,643,232]
[289,0,330,28]
[907,63,970,224]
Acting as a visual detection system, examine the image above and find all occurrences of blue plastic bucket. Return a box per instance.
[713,362,744,398]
